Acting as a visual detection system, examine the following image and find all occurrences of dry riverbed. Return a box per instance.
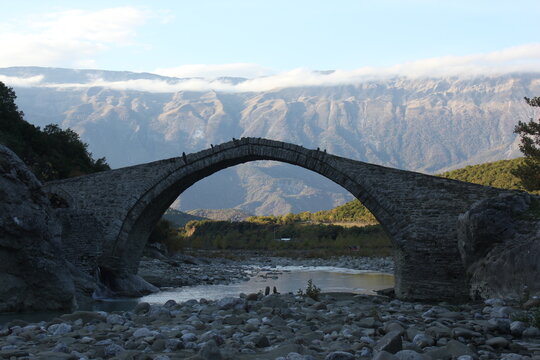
[1,253,539,359]
[1,292,540,359]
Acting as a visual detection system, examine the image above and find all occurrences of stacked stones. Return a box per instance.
[1,293,538,359]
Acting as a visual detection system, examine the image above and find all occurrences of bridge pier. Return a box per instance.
[393,245,469,302]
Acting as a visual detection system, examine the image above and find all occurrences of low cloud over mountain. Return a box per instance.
[1,67,538,214]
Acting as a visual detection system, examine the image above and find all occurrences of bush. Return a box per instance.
[149,219,183,253]
[297,279,321,301]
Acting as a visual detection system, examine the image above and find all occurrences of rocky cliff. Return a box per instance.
[0,144,158,312]
[458,192,540,299]
[0,145,76,311]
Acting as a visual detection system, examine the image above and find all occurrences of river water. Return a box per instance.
[0,266,393,324]
[140,266,394,304]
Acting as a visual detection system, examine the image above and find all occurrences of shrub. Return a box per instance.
[297,279,321,301]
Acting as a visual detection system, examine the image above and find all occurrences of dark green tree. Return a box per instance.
[0,84,23,118]
[512,97,540,191]
[0,81,110,181]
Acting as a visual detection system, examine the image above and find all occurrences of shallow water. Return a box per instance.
[141,266,394,304]
[0,266,393,325]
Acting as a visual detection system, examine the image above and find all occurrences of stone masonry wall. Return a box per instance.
[55,209,104,275]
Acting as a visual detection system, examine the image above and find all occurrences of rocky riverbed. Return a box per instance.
[1,292,540,359]
[137,253,394,289]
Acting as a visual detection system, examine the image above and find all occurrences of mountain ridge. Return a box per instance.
[2,67,537,215]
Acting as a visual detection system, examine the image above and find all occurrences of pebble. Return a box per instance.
[394,349,428,360]
[485,336,510,348]
[48,323,72,336]
[104,343,125,356]
[412,333,434,348]
[374,330,403,354]
[510,321,528,336]
[132,327,154,338]
[324,351,355,360]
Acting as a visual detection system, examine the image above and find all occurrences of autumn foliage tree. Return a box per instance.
[512,97,540,191]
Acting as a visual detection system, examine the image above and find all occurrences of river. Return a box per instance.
[140,266,394,304]
[0,265,393,324]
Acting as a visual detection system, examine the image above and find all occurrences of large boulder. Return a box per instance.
[458,192,540,299]
[0,145,76,311]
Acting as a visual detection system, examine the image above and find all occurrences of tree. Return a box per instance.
[513,97,540,191]
[0,83,23,119]
[0,81,110,181]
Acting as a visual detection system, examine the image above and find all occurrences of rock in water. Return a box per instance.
[0,145,76,311]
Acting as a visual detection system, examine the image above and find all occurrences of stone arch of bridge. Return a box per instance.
[45,137,506,300]
[110,139,398,275]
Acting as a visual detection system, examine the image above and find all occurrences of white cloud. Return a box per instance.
[2,43,540,93]
[383,43,540,77]
[0,75,44,87]
[0,7,147,68]
[154,63,275,79]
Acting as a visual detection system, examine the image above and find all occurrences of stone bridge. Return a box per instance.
[44,137,507,301]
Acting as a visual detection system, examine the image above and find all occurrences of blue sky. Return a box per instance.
[1,0,539,85]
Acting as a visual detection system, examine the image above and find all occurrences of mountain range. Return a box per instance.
[1,66,538,214]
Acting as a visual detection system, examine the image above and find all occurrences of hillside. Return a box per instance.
[3,67,539,214]
[439,157,525,190]
[162,209,206,227]
[186,208,252,222]
[246,200,376,225]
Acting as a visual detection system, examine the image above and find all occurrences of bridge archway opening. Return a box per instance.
[148,161,389,256]
[173,161,355,216]
[117,162,393,271]
[110,142,398,278]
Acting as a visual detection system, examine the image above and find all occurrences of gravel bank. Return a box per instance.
[137,254,393,289]
[1,293,539,359]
